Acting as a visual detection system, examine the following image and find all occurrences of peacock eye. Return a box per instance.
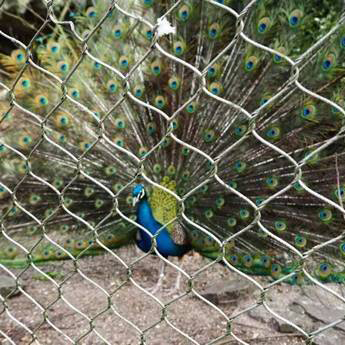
[71,89,80,99]
[105,165,117,176]
[209,82,223,95]
[147,122,157,135]
[271,263,282,279]
[301,103,316,120]
[317,262,332,279]
[321,52,336,71]
[208,23,221,39]
[58,62,69,72]
[143,0,153,7]
[229,255,238,265]
[119,56,129,69]
[274,220,287,232]
[257,17,271,33]
[50,45,60,53]
[86,7,97,18]
[95,199,104,208]
[167,164,176,175]
[168,76,180,90]
[16,53,24,61]
[171,120,179,130]
[323,60,331,69]
[178,5,191,21]
[234,160,246,173]
[21,79,30,88]
[154,95,166,109]
[260,256,271,268]
[319,208,332,222]
[227,217,236,227]
[204,209,214,219]
[153,163,161,174]
[115,118,126,129]
[59,135,67,144]
[203,129,216,143]
[244,56,258,72]
[173,40,186,56]
[186,102,197,114]
[265,176,278,189]
[243,254,253,267]
[23,136,32,144]
[114,136,124,147]
[288,9,303,27]
[133,84,144,98]
[295,234,307,248]
[114,28,122,39]
[181,147,190,156]
[113,183,123,193]
[107,80,119,93]
[151,60,162,76]
[208,67,215,77]
[265,126,281,140]
[84,186,95,197]
[274,54,281,62]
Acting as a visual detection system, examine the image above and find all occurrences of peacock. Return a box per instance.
[1,0,345,292]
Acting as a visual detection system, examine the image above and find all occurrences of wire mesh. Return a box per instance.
[1,0,345,344]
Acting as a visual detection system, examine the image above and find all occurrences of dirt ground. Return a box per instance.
[0,247,340,345]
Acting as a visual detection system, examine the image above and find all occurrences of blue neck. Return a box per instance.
[136,198,157,234]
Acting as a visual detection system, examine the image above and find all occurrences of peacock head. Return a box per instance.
[132,184,146,206]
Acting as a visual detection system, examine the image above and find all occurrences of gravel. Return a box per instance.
[0,248,333,344]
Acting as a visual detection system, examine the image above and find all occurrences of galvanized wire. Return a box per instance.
[0,1,345,344]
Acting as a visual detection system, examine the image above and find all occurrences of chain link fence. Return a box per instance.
[1,0,345,344]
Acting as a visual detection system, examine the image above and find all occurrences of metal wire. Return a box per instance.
[0,1,345,344]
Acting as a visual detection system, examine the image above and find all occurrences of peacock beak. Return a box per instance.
[132,195,139,207]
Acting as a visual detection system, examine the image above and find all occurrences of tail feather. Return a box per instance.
[1,0,345,284]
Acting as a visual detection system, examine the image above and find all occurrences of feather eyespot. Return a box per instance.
[321,52,336,72]
[227,217,237,227]
[143,0,154,7]
[265,176,278,189]
[209,82,223,95]
[257,17,271,34]
[295,234,307,249]
[208,23,221,39]
[154,95,166,109]
[86,7,97,18]
[178,5,191,21]
[168,76,180,90]
[244,56,258,71]
[288,9,303,27]
[234,161,246,173]
[319,208,332,222]
[239,208,250,220]
[173,40,186,56]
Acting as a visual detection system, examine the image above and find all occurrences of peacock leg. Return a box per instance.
[148,259,166,294]
[166,256,183,296]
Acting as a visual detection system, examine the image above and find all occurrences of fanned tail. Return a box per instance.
[1,0,345,284]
